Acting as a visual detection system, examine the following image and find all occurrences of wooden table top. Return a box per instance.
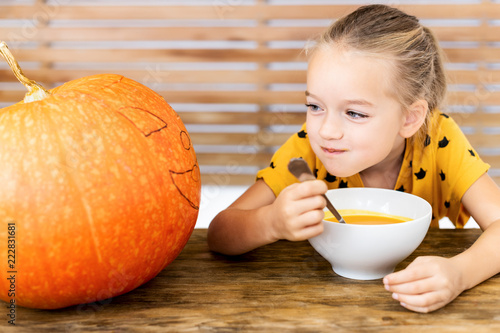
[6,228,500,332]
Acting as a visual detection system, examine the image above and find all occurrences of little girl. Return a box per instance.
[207,4,500,313]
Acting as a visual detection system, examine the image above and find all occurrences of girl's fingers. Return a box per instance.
[384,276,435,295]
[290,209,325,231]
[399,301,445,314]
[384,268,431,286]
[296,195,327,213]
[293,180,328,200]
[394,291,448,313]
[299,219,324,239]
[286,212,324,240]
[279,197,325,225]
[383,256,441,286]
[279,182,326,214]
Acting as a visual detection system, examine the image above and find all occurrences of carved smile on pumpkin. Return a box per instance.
[172,130,200,209]
[170,164,200,210]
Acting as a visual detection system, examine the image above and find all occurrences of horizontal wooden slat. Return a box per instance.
[2,4,500,20]
[190,132,291,147]
[446,91,500,107]
[0,48,306,63]
[0,69,307,85]
[447,70,500,85]
[482,155,500,166]
[201,173,256,186]
[3,26,500,42]
[0,27,322,43]
[0,89,301,106]
[0,89,303,104]
[449,113,500,127]
[466,133,500,148]
[197,153,273,166]
[4,47,500,64]
[179,112,306,126]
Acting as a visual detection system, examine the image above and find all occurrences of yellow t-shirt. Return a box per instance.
[256,111,490,228]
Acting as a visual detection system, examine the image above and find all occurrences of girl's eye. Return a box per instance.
[346,110,368,119]
[305,104,322,112]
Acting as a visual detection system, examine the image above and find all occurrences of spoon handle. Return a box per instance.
[323,195,346,224]
[287,158,346,224]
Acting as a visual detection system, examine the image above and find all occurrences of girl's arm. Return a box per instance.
[383,173,500,313]
[207,179,328,255]
[449,173,500,288]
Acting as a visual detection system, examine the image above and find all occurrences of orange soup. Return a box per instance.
[324,209,412,225]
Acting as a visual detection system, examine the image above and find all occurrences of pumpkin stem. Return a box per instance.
[0,41,50,103]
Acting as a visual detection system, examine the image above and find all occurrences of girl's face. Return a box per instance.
[306,46,408,178]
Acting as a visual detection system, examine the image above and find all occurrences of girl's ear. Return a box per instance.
[399,99,428,138]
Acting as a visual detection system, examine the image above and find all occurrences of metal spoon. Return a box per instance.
[287,158,346,224]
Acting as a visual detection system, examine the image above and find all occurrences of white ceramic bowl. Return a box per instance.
[308,188,432,280]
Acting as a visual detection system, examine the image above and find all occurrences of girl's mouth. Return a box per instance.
[322,147,347,154]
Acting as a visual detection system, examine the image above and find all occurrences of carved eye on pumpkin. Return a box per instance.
[180,130,192,150]
[117,106,168,137]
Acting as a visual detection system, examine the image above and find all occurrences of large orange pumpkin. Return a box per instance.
[0,42,201,309]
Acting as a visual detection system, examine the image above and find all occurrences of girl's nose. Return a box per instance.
[319,114,344,140]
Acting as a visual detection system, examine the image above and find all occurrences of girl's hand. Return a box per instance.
[269,180,327,242]
[383,256,466,313]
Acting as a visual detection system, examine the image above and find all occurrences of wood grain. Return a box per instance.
[4,229,499,332]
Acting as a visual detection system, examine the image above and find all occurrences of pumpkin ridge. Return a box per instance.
[80,197,103,263]
[40,104,106,266]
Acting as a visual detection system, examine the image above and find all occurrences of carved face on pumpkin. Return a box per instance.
[114,89,200,210]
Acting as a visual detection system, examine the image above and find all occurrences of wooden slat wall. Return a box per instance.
[1,0,500,186]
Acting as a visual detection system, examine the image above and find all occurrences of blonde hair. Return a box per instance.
[308,4,447,144]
